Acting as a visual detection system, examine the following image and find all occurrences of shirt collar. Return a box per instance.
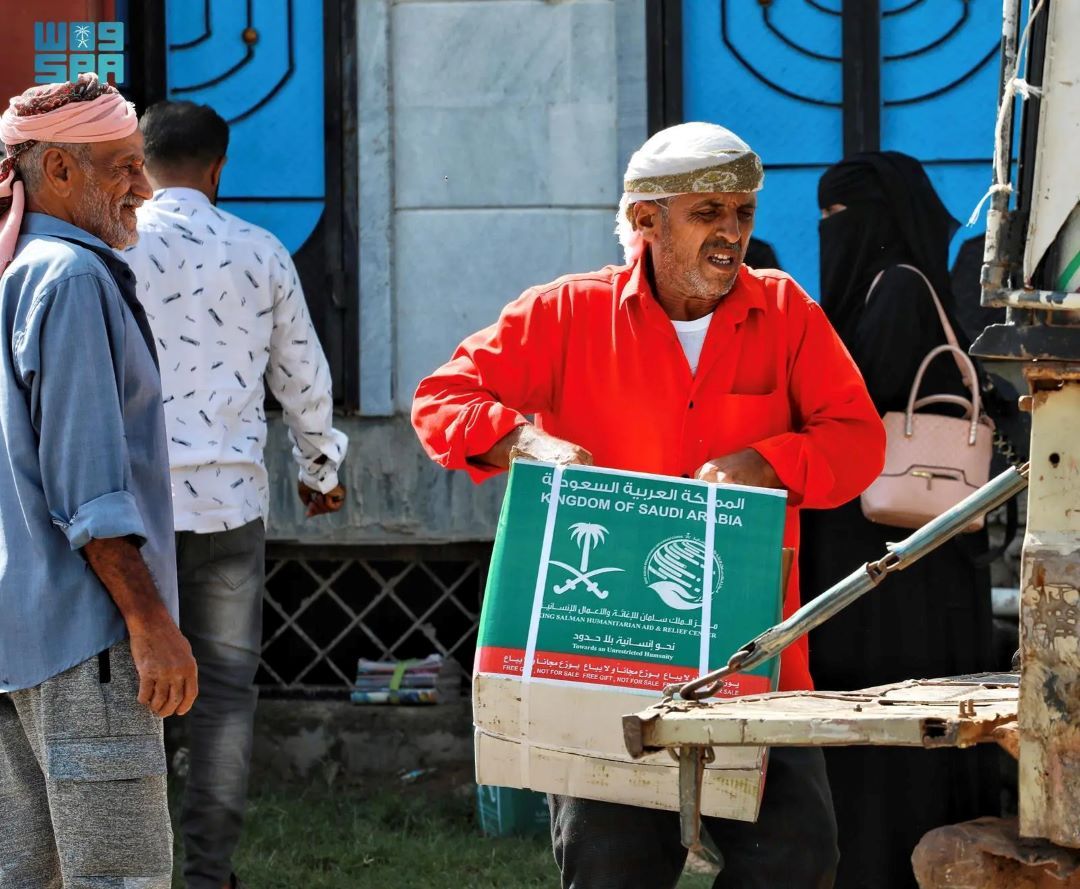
[20,212,113,254]
[618,251,767,324]
[618,253,652,307]
[19,213,144,343]
[151,186,213,206]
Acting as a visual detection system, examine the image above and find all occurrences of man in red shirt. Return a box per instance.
[413,123,885,889]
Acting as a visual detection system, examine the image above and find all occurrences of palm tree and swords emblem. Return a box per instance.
[73,25,93,48]
[550,523,624,599]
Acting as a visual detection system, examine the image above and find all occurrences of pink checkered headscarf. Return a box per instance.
[0,74,137,272]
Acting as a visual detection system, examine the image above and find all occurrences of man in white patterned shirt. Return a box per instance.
[123,101,348,889]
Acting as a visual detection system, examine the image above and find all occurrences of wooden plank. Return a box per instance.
[624,675,1018,758]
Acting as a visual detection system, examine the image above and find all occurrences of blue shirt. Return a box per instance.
[0,213,178,692]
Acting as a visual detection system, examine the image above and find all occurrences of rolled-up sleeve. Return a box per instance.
[18,274,148,550]
[61,490,147,550]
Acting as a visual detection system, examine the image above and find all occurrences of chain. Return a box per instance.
[993,428,1023,469]
[979,372,1026,470]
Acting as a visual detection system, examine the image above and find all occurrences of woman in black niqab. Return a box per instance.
[801,152,999,889]
[818,151,960,347]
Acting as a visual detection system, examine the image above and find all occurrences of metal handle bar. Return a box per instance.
[667,463,1030,701]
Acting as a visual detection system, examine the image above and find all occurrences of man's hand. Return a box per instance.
[128,617,199,718]
[695,448,782,489]
[83,536,199,718]
[299,482,346,517]
[475,424,593,470]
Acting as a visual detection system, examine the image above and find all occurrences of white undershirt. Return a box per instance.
[670,313,713,375]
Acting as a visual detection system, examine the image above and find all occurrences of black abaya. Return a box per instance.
[800,265,1000,889]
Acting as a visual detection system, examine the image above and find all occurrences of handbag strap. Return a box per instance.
[882,267,1026,470]
[906,344,983,444]
[866,264,975,390]
[912,394,975,417]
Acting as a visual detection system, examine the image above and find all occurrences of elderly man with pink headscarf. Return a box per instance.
[0,74,195,887]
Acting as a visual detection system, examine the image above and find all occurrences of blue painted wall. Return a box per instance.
[163,0,325,253]
[683,0,1004,296]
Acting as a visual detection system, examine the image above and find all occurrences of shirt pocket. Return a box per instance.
[705,390,791,455]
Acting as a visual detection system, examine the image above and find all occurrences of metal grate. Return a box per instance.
[256,544,491,694]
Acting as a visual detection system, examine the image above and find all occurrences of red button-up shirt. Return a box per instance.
[412,257,885,691]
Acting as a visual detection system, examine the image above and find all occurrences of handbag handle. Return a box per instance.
[866,264,975,391]
[906,344,982,444]
[912,394,975,417]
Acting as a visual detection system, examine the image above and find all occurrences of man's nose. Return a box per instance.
[131,167,154,200]
[714,210,742,245]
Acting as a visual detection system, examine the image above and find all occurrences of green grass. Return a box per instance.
[169,776,716,889]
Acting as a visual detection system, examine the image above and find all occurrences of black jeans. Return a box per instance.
[175,520,266,889]
[550,747,838,889]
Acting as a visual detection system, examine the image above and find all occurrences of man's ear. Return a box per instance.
[210,155,226,190]
[41,147,81,199]
[631,200,665,244]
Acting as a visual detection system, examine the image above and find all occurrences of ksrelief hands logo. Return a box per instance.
[644,536,723,611]
[550,523,624,600]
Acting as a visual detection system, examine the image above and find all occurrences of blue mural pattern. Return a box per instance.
[684,0,1003,293]
[164,0,325,254]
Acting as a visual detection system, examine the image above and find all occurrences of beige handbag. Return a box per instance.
[859,266,994,532]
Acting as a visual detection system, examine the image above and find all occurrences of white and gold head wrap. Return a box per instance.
[617,122,764,263]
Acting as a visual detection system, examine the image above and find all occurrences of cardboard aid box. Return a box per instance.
[474,461,787,822]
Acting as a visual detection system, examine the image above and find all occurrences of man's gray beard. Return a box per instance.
[72,170,138,249]
[683,261,737,300]
[658,243,739,302]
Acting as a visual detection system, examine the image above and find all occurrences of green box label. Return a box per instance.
[477,462,787,697]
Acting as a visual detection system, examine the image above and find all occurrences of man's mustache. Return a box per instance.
[703,241,741,254]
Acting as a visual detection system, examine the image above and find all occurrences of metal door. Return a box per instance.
[673,0,1004,294]
[153,0,357,403]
